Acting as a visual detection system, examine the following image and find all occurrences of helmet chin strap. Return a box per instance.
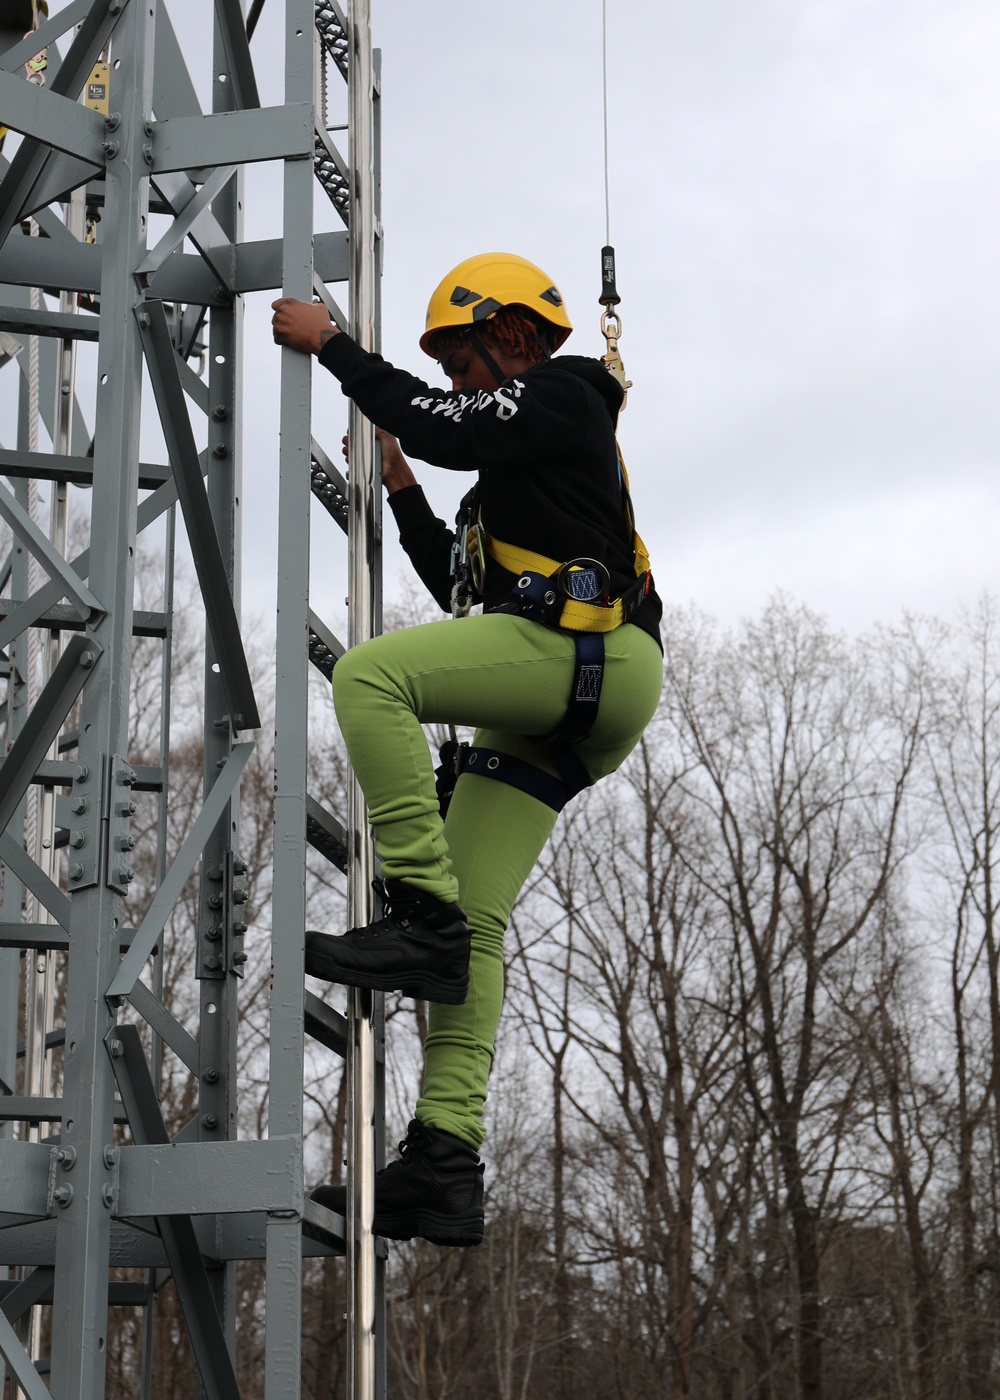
[467,330,509,388]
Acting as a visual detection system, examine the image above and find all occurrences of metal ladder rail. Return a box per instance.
[273,2,386,1395]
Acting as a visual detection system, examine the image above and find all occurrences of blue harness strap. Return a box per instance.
[435,592,609,819]
[460,746,574,812]
[436,740,574,814]
[537,632,605,745]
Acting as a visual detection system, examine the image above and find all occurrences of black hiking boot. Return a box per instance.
[310,1119,485,1247]
[305,878,470,1005]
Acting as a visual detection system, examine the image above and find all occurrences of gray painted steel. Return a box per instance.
[0,2,384,1396]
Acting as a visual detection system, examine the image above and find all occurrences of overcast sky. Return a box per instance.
[258,0,1000,636]
[5,1,999,637]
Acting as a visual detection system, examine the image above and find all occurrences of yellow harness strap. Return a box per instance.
[480,534,630,632]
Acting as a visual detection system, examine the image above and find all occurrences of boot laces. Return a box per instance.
[374,879,416,930]
[397,1122,431,1159]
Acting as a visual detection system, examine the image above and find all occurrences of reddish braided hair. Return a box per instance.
[429,305,555,366]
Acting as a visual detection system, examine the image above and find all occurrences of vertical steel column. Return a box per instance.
[267,0,315,1390]
[193,11,250,1379]
[47,0,155,1395]
[345,2,380,1395]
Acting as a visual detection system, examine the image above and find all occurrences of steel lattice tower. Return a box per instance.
[0,1,384,1395]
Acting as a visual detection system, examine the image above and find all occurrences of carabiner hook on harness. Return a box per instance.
[599,245,632,406]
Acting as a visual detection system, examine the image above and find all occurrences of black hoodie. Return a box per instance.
[318,334,662,647]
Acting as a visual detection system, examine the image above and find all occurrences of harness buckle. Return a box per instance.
[512,571,562,624]
[557,558,610,603]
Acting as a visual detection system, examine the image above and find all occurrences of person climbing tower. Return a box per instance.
[271,251,663,1246]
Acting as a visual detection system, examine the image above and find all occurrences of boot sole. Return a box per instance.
[304,948,469,1006]
[376,1208,484,1248]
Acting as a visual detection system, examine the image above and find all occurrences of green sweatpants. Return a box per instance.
[332,612,663,1149]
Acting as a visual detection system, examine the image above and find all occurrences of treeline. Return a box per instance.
[106,593,1000,1400]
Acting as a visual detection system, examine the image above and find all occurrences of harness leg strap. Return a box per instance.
[458,746,576,813]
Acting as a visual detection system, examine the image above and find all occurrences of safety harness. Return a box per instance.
[437,447,653,815]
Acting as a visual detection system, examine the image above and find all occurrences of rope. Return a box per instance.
[602,0,611,246]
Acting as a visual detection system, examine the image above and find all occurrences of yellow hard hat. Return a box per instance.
[420,252,573,357]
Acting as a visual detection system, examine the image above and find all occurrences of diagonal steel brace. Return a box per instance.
[107,1025,242,1400]
[0,1307,50,1400]
[126,979,200,1075]
[213,0,261,111]
[0,634,102,840]
[0,1268,55,1324]
[138,165,238,280]
[105,742,254,999]
[0,469,189,656]
[136,299,261,730]
[0,0,92,77]
[0,479,105,622]
[0,832,72,927]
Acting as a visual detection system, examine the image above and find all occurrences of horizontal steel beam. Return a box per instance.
[0,307,100,341]
[0,598,168,641]
[150,103,313,173]
[0,228,348,298]
[0,1095,126,1125]
[0,923,69,951]
[0,1139,50,1217]
[0,1214,344,1268]
[0,1277,148,1311]
[0,452,169,490]
[116,1138,302,1216]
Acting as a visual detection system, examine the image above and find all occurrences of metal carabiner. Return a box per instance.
[465,522,486,595]
[601,309,632,402]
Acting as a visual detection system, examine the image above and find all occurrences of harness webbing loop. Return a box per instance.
[537,633,604,745]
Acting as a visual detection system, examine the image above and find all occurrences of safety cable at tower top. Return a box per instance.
[602,0,611,247]
[598,0,631,400]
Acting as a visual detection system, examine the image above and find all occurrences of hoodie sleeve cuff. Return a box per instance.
[317,331,368,381]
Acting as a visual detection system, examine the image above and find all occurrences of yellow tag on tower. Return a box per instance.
[84,61,110,115]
